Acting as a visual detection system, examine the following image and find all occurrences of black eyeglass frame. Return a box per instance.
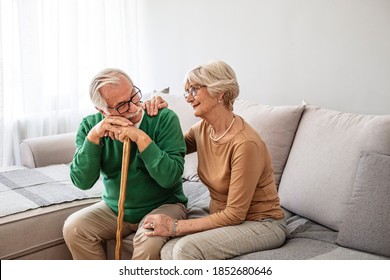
[106,86,142,114]
[183,85,207,99]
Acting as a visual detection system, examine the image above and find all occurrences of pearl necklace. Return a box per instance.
[210,116,236,142]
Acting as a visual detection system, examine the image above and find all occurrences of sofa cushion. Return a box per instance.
[233,100,305,188]
[278,105,390,231]
[336,151,390,257]
[233,238,388,260]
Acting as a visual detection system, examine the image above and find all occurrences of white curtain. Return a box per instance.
[0,0,139,167]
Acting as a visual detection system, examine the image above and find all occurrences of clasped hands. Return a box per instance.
[87,116,137,144]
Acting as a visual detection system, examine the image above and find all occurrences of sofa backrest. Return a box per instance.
[278,105,390,231]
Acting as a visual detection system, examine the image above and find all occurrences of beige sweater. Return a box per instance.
[185,115,284,227]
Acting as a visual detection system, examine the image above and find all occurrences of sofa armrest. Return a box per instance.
[19,132,77,168]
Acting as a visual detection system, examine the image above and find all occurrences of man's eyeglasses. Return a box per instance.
[183,85,207,99]
[107,86,142,114]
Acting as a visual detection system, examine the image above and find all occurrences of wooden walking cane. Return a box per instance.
[115,137,131,260]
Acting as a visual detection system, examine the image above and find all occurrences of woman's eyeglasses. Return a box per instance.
[183,85,207,99]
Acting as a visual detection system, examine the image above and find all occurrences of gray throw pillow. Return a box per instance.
[336,151,390,257]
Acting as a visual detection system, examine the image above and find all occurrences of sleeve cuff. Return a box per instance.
[139,141,160,163]
[82,138,103,159]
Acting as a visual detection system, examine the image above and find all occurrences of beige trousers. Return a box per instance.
[163,218,287,260]
[63,200,187,260]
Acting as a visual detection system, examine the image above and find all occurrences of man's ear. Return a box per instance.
[96,107,107,117]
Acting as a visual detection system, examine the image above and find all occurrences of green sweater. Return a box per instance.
[70,108,187,223]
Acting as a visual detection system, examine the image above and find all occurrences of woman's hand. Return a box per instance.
[143,214,176,237]
[143,95,168,116]
[144,214,215,238]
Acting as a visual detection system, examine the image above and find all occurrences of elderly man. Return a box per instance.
[63,68,187,260]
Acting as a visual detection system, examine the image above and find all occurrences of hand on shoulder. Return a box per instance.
[143,96,168,116]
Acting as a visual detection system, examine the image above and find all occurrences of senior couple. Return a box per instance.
[63,60,287,260]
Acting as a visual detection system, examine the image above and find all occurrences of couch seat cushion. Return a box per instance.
[232,238,388,260]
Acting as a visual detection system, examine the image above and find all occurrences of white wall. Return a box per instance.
[137,0,390,115]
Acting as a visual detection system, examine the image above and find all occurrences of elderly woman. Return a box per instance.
[143,60,287,259]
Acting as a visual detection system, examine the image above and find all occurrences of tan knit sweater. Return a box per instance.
[185,115,284,227]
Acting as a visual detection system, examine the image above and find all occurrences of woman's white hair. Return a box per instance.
[184,60,239,111]
[89,68,133,109]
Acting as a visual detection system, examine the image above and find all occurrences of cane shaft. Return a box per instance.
[115,138,131,260]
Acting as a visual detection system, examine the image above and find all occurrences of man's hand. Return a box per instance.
[143,95,168,116]
[115,126,152,152]
[87,116,133,145]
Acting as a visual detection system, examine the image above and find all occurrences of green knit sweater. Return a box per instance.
[70,108,187,223]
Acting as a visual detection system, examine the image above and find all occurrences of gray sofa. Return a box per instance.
[1,93,389,260]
